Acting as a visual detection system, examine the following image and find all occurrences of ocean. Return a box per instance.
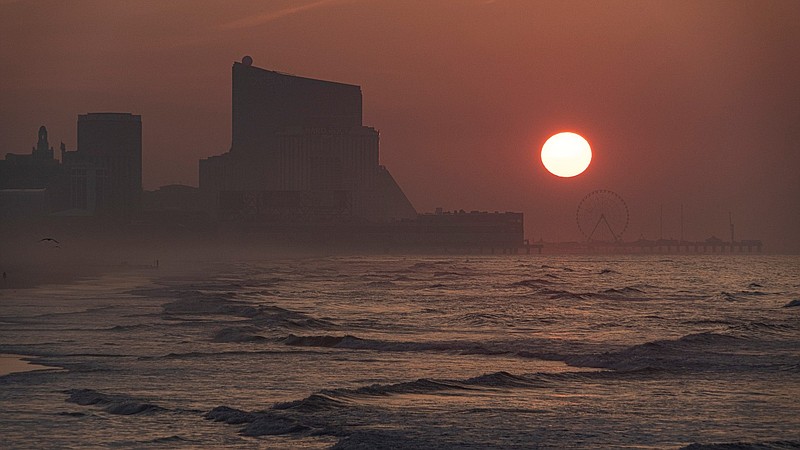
[1,254,798,449]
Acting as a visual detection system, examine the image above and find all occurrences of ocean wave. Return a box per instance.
[206,368,668,439]
[682,319,734,326]
[540,264,574,272]
[331,430,432,450]
[162,296,259,317]
[279,334,505,356]
[243,416,311,436]
[25,305,117,320]
[205,406,310,436]
[535,288,586,300]
[365,281,396,288]
[65,389,164,415]
[564,332,783,372]
[574,286,650,301]
[708,292,742,302]
[277,333,615,363]
[139,435,197,444]
[681,440,800,449]
[392,275,419,282]
[712,289,777,300]
[257,277,286,286]
[453,312,509,326]
[432,271,467,278]
[708,291,772,302]
[214,371,520,425]
[602,286,645,295]
[724,321,798,341]
[211,327,267,343]
[106,324,153,332]
[738,290,770,296]
[273,393,354,412]
[510,278,555,288]
[138,349,326,360]
[282,334,363,348]
[783,299,800,308]
[205,405,257,424]
[463,370,544,388]
[408,261,447,271]
[162,296,335,330]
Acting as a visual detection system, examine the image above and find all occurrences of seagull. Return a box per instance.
[39,237,60,244]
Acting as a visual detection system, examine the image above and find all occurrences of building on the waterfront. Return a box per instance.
[0,126,66,218]
[0,126,62,190]
[200,57,416,223]
[387,209,528,254]
[0,114,142,218]
[62,113,142,216]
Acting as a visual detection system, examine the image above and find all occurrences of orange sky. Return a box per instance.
[1,0,799,251]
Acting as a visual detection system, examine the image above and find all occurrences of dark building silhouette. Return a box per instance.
[1,117,142,218]
[1,63,526,253]
[231,60,362,151]
[63,113,142,215]
[0,126,64,218]
[143,184,202,212]
[0,126,61,190]
[385,210,528,254]
[32,125,55,160]
[200,57,416,223]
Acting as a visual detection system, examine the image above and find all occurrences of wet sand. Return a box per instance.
[0,354,56,376]
[0,261,158,290]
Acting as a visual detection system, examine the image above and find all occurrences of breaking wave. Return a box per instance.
[211,327,267,343]
[279,334,506,356]
[65,389,164,415]
[205,406,311,436]
[204,369,647,439]
[565,331,798,372]
[161,294,335,330]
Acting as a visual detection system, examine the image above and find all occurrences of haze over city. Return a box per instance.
[2,0,798,251]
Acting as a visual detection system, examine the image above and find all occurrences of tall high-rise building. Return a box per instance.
[231,59,362,153]
[200,57,416,223]
[64,113,142,215]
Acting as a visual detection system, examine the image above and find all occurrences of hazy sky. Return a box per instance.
[2,0,799,251]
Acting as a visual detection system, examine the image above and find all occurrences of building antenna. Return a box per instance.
[729,211,734,243]
[680,203,684,243]
[659,203,663,240]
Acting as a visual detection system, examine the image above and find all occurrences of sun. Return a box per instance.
[541,132,592,177]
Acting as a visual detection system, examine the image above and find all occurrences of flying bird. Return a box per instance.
[39,237,60,244]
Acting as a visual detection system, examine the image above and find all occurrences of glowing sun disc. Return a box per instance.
[541,132,592,177]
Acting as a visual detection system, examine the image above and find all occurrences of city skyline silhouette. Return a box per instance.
[2,2,798,251]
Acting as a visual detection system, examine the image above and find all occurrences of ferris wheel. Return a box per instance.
[576,190,629,242]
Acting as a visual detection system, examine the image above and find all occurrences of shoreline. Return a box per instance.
[0,261,121,290]
[0,354,60,377]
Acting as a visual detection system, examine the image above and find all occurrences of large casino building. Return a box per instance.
[199,56,416,224]
[198,57,527,253]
